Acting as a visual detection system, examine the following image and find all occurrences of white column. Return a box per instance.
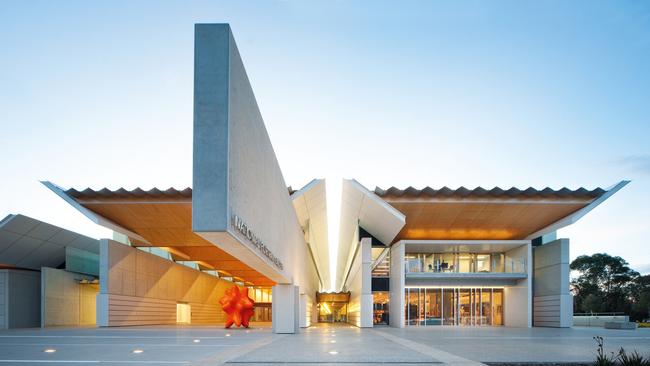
[360,238,373,328]
[389,241,405,328]
[299,293,312,328]
[272,284,299,333]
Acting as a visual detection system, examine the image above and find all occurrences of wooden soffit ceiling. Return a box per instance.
[74,195,274,286]
[384,199,593,241]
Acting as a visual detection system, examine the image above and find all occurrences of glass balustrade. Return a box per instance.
[404,252,526,274]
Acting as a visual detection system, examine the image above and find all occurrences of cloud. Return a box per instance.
[620,155,650,175]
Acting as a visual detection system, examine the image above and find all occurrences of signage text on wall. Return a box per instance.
[232,214,284,270]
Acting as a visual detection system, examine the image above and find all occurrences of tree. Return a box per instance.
[630,275,650,321]
[570,253,639,315]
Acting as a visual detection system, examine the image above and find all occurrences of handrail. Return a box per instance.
[371,247,390,271]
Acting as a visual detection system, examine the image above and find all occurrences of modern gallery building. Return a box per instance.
[30,24,627,333]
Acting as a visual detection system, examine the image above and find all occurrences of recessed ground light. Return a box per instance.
[330,340,336,343]
[43,348,56,353]
[193,339,201,343]
[132,349,144,354]
[225,333,231,337]
[245,330,250,333]
[328,351,339,355]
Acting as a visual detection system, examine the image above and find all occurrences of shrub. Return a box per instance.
[593,337,650,366]
[594,336,617,366]
[617,347,650,366]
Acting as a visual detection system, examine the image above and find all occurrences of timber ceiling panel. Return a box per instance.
[72,198,274,286]
[386,201,588,241]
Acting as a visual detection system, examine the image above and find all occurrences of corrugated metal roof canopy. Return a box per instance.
[375,186,606,200]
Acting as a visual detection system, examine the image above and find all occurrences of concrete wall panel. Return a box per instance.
[41,267,96,327]
[533,239,572,327]
[99,239,238,327]
[8,270,40,328]
[0,271,6,329]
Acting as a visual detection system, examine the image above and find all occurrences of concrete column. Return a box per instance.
[299,293,312,328]
[96,293,109,327]
[360,238,373,328]
[272,284,299,333]
[97,239,109,327]
[389,241,405,328]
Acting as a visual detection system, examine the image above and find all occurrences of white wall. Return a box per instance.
[41,267,97,327]
[344,237,372,328]
[533,238,572,327]
[389,241,405,328]
[504,243,532,327]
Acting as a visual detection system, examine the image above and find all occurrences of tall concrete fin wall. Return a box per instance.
[193,24,230,233]
[533,239,572,327]
[192,24,318,330]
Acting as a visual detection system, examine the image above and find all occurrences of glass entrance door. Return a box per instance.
[318,302,348,323]
[406,287,504,326]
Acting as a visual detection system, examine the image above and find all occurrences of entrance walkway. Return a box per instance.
[0,324,648,365]
[224,323,453,365]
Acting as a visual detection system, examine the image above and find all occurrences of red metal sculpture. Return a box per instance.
[219,285,255,328]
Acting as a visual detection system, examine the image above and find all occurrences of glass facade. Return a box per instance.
[249,287,272,322]
[405,252,525,274]
[404,287,503,326]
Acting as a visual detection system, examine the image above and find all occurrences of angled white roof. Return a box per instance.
[291,179,329,290]
[524,180,630,239]
[0,214,99,271]
[336,179,405,291]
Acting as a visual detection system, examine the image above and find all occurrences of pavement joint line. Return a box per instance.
[225,362,443,364]
[0,336,230,339]
[442,337,650,340]
[0,343,240,347]
[373,329,487,366]
[0,361,190,364]
[189,333,287,366]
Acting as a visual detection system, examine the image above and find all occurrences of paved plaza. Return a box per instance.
[0,324,648,365]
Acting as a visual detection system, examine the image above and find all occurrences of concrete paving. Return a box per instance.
[0,324,648,365]
[376,325,650,363]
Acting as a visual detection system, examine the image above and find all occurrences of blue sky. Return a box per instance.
[1,1,649,273]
